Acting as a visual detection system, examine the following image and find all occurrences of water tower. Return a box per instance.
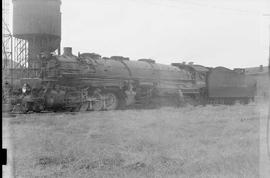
[12,0,61,68]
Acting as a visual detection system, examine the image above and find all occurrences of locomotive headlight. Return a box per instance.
[22,85,27,93]
[22,84,30,93]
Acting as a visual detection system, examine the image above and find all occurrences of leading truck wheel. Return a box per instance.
[104,92,118,111]
[33,103,44,113]
[21,102,30,114]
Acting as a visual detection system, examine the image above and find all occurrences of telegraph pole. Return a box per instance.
[263,13,270,75]
[260,13,270,178]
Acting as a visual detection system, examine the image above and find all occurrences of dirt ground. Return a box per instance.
[2,103,268,178]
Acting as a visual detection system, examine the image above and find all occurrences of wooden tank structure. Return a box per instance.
[13,0,61,69]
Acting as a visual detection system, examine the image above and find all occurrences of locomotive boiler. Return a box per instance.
[16,47,201,112]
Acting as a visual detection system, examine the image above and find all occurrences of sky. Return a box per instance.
[60,0,270,69]
[9,0,269,69]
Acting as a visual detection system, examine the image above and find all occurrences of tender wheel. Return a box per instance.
[92,92,104,111]
[104,92,118,110]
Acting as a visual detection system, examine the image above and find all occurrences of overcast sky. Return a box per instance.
[61,0,269,68]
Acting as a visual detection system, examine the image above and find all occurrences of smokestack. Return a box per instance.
[63,47,73,56]
[259,65,263,71]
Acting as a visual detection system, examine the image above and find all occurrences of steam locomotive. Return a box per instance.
[11,47,257,113]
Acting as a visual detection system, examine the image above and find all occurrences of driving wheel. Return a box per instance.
[104,92,118,110]
[92,92,104,111]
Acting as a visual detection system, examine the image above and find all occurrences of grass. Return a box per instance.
[3,103,263,178]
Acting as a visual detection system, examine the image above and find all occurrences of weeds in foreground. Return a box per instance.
[5,104,261,178]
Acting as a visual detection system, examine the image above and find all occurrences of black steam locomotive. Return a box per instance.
[11,47,257,113]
